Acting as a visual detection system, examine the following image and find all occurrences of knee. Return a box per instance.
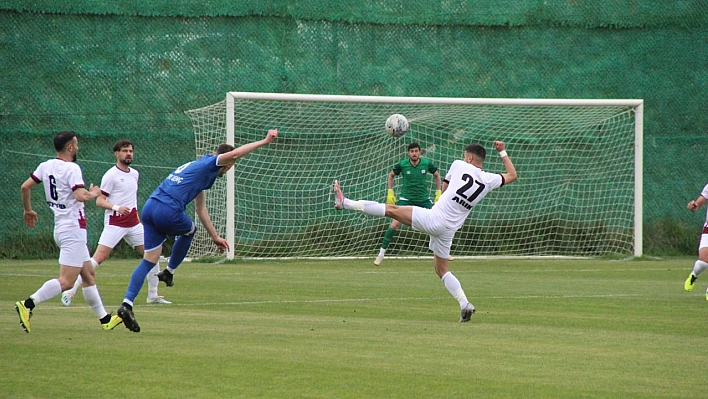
[435,266,448,279]
[58,277,74,291]
[384,204,394,218]
[144,249,162,264]
[698,248,708,263]
[81,275,96,287]
[433,256,449,277]
[183,224,198,237]
[81,270,96,286]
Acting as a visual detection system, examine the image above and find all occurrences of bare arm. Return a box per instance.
[433,171,442,191]
[432,170,443,202]
[21,178,38,228]
[385,170,398,204]
[216,129,278,166]
[96,193,131,215]
[494,141,518,185]
[194,191,219,239]
[194,191,229,251]
[688,195,707,212]
[74,184,101,203]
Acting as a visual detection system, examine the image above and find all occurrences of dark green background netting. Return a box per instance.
[1,2,706,257]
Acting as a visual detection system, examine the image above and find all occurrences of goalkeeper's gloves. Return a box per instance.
[386,189,397,205]
[434,190,442,203]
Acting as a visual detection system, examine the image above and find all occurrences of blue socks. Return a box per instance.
[124,259,157,303]
[169,232,195,269]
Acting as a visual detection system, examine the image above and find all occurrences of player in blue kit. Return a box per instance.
[117,129,278,332]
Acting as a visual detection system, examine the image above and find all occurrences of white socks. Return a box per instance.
[692,260,708,277]
[441,271,470,310]
[147,263,160,299]
[30,274,108,319]
[31,278,62,304]
[68,258,162,300]
[82,285,108,319]
[343,199,386,216]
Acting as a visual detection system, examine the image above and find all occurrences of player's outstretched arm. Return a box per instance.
[217,129,278,166]
[688,195,707,212]
[494,141,517,185]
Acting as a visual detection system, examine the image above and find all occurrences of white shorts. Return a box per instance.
[98,223,144,249]
[410,207,456,259]
[54,228,90,268]
[699,233,708,250]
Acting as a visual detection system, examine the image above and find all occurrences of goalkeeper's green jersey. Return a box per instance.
[392,157,438,202]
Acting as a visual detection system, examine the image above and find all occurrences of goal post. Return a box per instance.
[185,93,643,260]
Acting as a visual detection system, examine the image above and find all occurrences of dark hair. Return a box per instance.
[216,144,235,154]
[407,143,421,151]
[464,144,486,161]
[54,131,77,152]
[113,139,134,152]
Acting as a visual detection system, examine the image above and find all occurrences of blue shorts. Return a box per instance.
[141,198,195,251]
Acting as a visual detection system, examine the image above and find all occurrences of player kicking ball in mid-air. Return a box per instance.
[333,141,517,322]
[117,129,278,332]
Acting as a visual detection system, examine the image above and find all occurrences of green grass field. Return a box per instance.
[1,257,707,398]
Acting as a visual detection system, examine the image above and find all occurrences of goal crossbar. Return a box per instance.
[229,92,643,107]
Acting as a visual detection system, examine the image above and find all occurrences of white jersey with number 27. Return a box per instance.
[432,160,504,231]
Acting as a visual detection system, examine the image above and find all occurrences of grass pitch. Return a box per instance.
[1,257,706,398]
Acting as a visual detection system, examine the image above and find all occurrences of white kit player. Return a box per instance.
[61,139,171,306]
[684,183,708,300]
[15,131,123,333]
[333,141,517,322]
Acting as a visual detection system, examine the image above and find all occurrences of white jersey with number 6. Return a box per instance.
[432,160,504,230]
[31,158,88,232]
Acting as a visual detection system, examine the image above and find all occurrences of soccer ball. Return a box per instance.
[385,114,409,138]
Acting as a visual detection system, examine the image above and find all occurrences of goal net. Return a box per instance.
[185,93,643,260]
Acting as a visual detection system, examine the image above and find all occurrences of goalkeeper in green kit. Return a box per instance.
[375,143,443,266]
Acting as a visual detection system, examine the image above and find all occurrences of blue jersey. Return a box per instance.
[150,154,222,210]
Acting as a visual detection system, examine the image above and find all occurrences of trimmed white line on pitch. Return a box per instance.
[171,293,647,307]
[43,292,649,312]
[486,293,645,300]
[0,266,677,279]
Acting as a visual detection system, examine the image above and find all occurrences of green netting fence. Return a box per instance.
[1,2,706,258]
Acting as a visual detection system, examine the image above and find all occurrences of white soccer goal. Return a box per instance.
[185,93,643,260]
